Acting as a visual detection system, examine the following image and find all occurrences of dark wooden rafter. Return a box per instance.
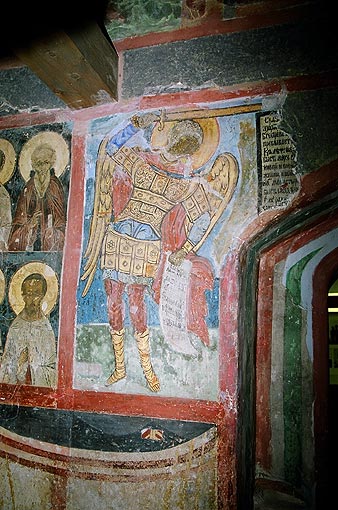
[0,1,118,109]
[14,21,118,109]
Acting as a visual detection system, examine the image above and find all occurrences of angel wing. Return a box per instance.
[192,152,239,252]
[81,136,116,297]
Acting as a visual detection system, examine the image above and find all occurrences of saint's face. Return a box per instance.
[31,147,56,177]
[21,278,45,317]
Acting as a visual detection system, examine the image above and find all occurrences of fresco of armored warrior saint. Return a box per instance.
[80,109,240,394]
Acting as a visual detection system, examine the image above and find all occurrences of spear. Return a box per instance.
[132,103,262,130]
[158,102,262,124]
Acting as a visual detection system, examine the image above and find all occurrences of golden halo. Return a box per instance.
[0,139,16,185]
[151,117,220,170]
[8,262,58,316]
[19,131,69,182]
[0,269,5,305]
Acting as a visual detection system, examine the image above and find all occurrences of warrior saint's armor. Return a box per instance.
[102,126,212,285]
[114,147,210,236]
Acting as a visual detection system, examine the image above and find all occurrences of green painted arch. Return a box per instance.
[236,190,338,509]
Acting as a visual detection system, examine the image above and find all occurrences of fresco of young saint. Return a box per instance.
[0,262,58,387]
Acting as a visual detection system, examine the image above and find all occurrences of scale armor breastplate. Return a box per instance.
[113,146,199,236]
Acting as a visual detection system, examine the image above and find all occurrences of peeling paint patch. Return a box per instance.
[219,388,237,413]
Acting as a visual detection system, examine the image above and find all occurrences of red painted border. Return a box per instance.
[0,429,216,469]
[0,385,57,407]
[256,249,282,469]
[0,109,72,130]
[57,122,88,395]
[219,252,239,396]
[66,390,223,424]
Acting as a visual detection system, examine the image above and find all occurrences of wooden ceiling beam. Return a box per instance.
[13,21,119,110]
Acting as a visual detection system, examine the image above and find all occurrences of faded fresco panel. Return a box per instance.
[75,102,300,399]
[105,0,182,40]
[0,123,72,388]
[0,404,217,510]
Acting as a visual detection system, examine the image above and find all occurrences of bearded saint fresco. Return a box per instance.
[8,131,69,252]
[0,127,70,389]
[0,264,58,388]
